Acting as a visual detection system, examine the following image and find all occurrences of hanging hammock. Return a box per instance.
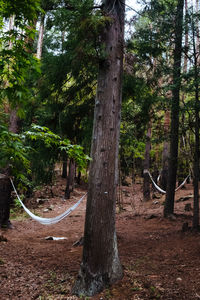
[10,178,87,225]
[143,170,190,194]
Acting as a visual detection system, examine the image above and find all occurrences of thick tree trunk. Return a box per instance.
[0,174,12,228]
[143,123,151,201]
[72,0,124,296]
[164,0,184,217]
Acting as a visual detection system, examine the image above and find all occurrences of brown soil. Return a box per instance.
[0,177,200,300]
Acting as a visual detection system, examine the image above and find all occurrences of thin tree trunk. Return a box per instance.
[164,0,184,217]
[36,15,45,59]
[161,110,170,190]
[143,122,151,201]
[76,170,81,185]
[192,17,200,229]
[62,160,67,178]
[8,15,15,49]
[9,108,20,133]
[65,159,75,199]
[196,0,200,64]
[72,0,125,296]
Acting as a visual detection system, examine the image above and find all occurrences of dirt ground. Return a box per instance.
[0,176,200,300]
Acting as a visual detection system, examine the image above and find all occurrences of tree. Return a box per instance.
[72,0,125,296]
[190,7,200,229]
[164,0,184,217]
[0,0,41,228]
[143,121,151,201]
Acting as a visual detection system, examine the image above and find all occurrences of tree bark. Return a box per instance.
[0,174,12,228]
[65,159,75,199]
[192,17,200,229]
[164,0,184,217]
[9,108,20,133]
[72,0,124,296]
[36,15,45,59]
[62,160,67,178]
[143,122,151,201]
[160,110,170,190]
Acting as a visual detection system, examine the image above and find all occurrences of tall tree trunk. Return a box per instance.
[0,16,18,227]
[143,122,151,201]
[164,0,184,217]
[8,15,15,49]
[192,17,200,229]
[184,0,188,74]
[160,110,170,190]
[196,0,200,64]
[72,0,125,296]
[36,15,45,59]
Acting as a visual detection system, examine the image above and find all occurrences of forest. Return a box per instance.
[1,0,200,299]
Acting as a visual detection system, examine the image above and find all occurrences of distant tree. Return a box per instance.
[164,0,184,217]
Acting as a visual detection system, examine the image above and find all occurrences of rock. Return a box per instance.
[45,236,67,241]
[36,198,49,205]
[176,277,182,283]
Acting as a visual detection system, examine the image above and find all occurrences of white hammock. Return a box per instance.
[143,170,189,194]
[10,178,86,225]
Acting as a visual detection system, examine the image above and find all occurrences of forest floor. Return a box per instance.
[0,176,200,300]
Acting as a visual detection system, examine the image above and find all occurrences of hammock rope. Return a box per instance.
[10,178,87,225]
[143,170,189,194]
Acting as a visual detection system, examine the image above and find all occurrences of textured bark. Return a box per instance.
[62,161,67,179]
[9,109,20,134]
[0,174,12,228]
[164,0,184,217]
[160,110,170,190]
[8,15,15,49]
[196,0,200,64]
[36,15,45,59]
[184,0,188,74]
[192,18,200,229]
[72,0,124,296]
[65,159,75,199]
[143,123,151,201]
[76,170,81,185]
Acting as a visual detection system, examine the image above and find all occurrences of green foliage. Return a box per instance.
[0,124,90,187]
[0,125,31,185]
[32,0,99,155]
[120,74,156,177]
[24,124,91,185]
[0,0,41,112]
